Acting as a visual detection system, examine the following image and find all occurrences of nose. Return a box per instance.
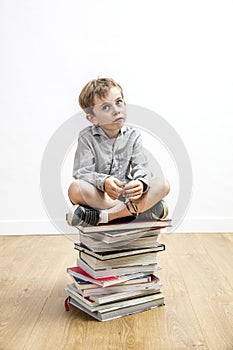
[112,104,120,115]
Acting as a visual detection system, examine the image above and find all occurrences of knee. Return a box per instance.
[68,180,80,204]
[163,178,170,197]
[151,177,170,197]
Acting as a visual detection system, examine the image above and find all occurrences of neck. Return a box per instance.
[100,126,121,140]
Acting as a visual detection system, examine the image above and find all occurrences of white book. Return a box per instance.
[77,258,161,278]
[80,251,158,270]
[74,242,165,260]
[68,296,164,321]
[65,286,164,312]
[79,235,160,252]
[78,280,162,297]
[78,219,172,234]
[89,288,162,304]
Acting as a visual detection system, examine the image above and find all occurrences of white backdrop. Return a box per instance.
[0,0,232,234]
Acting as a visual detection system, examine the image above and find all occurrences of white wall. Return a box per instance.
[0,0,232,234]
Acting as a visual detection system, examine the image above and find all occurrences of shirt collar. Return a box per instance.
[91,124,128,136]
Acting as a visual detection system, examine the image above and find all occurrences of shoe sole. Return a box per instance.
[66,204,80,226]
[160,200,169,219]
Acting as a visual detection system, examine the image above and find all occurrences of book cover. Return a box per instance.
[79,251,158,270]
[77,258,160,278]
[74,242,165,260]
[78,219,172,234]
[65,285,163,312]
[79,229,160,244]
[67,296,164,322]
[89,288,162,304]
[73,278,162,297]
[68,282,161,304]
[79,235,160,252]
[67,266,149,287]
[71,274,153,293]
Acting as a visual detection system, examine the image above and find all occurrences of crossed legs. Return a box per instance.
[68,178,170,222]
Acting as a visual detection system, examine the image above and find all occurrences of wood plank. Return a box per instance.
[0,297,46,350]
[158,248,189,297]
[197,233,233,289]
[22,295,208,350]
[0,235,75,299]
[167,234,232,297]
[0,234,232,350]
[189,295,233,350]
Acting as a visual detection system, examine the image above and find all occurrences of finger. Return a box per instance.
[124,181,141,190]
[108,191,118,200]
[114,179,126,188]
[111,188,121,199]
[125,188,142,196]
[128,195,142,201]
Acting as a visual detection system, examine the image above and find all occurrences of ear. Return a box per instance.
[86,114,97,125]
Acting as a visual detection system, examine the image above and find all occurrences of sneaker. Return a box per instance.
[66,204,100,227]
[139,200,168,221]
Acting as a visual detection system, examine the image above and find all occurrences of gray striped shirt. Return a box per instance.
[73,124,150,192]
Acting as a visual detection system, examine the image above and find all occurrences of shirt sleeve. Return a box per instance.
[73,136,109,192]
[129,131,150,193]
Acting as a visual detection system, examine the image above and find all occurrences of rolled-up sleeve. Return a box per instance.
[73,137,109,192]
[129,132,150,193]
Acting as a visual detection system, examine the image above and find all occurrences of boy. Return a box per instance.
[67,78,170,226]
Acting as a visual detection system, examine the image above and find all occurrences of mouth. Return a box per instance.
[114,117,125,123]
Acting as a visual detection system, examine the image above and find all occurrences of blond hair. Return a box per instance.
[79,78,124,114]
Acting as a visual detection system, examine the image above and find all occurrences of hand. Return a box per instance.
[104,177,125,200]
[123,180,143,201]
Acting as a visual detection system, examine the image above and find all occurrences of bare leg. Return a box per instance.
[68,177,170,222]
[68,179,121,209]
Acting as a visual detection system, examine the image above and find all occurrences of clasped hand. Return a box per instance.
[104,177,143,201]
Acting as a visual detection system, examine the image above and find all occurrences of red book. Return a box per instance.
[67,266,147,288]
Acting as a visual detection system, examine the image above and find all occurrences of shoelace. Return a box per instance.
[124,198,139,217]
[83,207,99,226]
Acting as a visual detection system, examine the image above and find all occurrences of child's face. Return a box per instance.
[87,87,126,135]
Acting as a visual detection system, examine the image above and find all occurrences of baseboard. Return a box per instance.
[0,217,232,235]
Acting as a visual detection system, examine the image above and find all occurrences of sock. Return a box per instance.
[99,209,109,224]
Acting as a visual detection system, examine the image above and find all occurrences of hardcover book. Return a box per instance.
[77,258,160,278]
[79,234,160,252]
[67,266,150,288]
[79,251,159,270]
[78,219,172,234]
[74,242,165,260]
[66,293,164,321]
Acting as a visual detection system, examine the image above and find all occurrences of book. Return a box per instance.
[65,214,167,322]
[74,242,165,260]
[80,228,161,241]
[79,251,158,270]
[77,258,160,278]
[68,282,161,304]
[65,285,163,312]
[79,229,161,244]
[72,276,162,297]
[71,274,153,290]
[79,234,160,252]
[66,292,164,321]
[78,219,172,234]
[67,266,149,288]
[68,296,164,321]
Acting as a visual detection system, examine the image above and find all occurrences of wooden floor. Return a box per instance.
[0,233,232,350]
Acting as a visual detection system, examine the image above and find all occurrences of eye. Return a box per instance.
[102,104,110,111]
[116,99,123,106]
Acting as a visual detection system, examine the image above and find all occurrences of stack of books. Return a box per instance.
[64,218,171,321]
